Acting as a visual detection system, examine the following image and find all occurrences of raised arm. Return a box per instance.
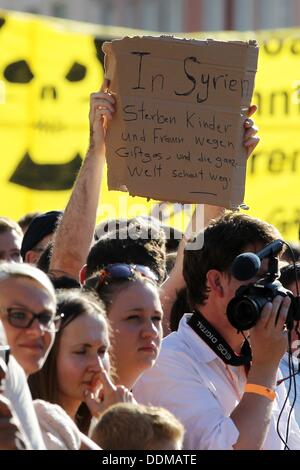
[160,204,224,334]
[49,81,115,280]
[160,105,259,334]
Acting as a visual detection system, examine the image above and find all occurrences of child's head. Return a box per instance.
[91,402,184,450]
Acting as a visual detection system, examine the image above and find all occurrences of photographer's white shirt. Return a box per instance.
[134,314,300,450]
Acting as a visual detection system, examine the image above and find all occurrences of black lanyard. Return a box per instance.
[187,311,252,367]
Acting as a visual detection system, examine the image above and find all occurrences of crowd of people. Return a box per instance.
[0,79,299,451]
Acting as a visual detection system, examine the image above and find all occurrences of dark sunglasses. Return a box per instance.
[85,263,158,291]
[5,307,63,332]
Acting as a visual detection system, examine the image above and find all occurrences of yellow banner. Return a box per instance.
[0,11,156,225]
[244,31,300,242]
[0,11,299,240]
[187,29,300,241]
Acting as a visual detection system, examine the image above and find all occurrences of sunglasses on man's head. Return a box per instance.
[85,263,158,291]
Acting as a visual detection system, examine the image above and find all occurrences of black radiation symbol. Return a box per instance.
[0,18,106,191]
[10,152,83,190]
[7,56,85,190]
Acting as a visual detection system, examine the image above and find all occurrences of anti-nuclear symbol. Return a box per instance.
[0,14,105,191]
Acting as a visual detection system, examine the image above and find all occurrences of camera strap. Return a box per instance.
[187,311,252,367]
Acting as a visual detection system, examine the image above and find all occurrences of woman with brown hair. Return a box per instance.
[29,288,134,438]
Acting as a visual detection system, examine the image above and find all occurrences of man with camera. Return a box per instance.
[134,211,300,449]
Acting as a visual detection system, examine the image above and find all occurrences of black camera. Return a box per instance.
[227,279,300,331]
[226,239,300,331]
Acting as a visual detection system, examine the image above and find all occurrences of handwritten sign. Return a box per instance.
[103,37,258,208]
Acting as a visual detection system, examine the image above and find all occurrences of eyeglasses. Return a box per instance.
[4,307,63,332]
[85,263,158,291]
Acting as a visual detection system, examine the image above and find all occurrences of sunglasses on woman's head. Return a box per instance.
[85,263,158,291]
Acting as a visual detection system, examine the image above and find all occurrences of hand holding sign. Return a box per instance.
[89,78,115,152]
[103,36,259,209]
[243,104,259,158]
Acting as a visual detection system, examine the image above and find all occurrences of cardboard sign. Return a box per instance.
[103,36,258,208]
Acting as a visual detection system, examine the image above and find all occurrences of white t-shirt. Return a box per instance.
[34,400,82,450]
[134,314,300,450]
[33,399,100,450]
[0,321,45,449]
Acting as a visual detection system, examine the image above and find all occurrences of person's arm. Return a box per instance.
[160,105,259,334]
[160,204,223,333]
[49,80,115,280]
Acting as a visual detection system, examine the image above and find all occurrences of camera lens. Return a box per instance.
[235,299,259,330]
[227,296,261,331]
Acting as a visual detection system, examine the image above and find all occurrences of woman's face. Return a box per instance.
[0,277,56,376]
[0,229,22,263]
[56,312,110,411]
[107,280,163,388]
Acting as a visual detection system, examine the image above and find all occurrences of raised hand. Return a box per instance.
[84,358,136,418]
[250,295,290,367]
[89,78,115,151]
[243,104,259,158]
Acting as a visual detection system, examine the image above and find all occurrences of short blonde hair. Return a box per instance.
[91,402,184,450]
[0,217,23,238]
[0,262,56,303]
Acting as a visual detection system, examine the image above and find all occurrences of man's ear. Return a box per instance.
[79,264,87,285]
[25,250,39,265]
[206,270,224,297]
